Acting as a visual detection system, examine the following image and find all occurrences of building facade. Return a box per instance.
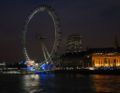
[92,53,120,67]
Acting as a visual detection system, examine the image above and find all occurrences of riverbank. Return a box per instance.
[52,69,120,75]
[1,68,120,75]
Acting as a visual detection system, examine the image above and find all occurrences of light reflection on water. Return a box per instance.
[22,73,55,93]
[91,75,120,93]
[0,74,120,93]
[22,74,40,93]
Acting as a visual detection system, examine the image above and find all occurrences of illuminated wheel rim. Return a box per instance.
[23,5,61,63]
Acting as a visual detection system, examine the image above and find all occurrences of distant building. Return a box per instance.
[59,36,120,68]
[88,48,120,68]
[0,62,6,71]
[60,47,120,68]
[92,53,120,67]
[60,52,86,67]
[0,62,6,66]
[66,35,83,53]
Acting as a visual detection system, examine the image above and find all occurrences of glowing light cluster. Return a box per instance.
[26,60,35,66]
[40,63,55,71]
[92,53,120,67]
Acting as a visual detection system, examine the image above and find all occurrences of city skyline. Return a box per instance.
[0,0,120,62]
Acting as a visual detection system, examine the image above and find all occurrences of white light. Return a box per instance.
[46,61,49,64]
[88,67,95,70]
[26,60,35,66]
[35,63,39,66]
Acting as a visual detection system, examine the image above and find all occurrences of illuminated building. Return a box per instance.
[87,47,120,68]
[92,53,120,67]
[60,36,120,69]
[66,35,83,53]
[89,37,120,68]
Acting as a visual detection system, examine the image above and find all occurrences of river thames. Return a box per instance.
[0,73,120,93]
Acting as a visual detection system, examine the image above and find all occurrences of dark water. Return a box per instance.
[0,73,120,93]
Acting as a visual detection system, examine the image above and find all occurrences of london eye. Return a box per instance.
[22,5,61,70]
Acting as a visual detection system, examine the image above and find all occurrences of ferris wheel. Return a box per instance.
[22,5,61,66]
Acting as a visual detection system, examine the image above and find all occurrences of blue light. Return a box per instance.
[40,63,47,70]
[19,60,26,65]
[27,66,35,71]
[40,63,55,71]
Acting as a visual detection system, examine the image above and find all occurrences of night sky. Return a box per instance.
[0,0,120,62]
